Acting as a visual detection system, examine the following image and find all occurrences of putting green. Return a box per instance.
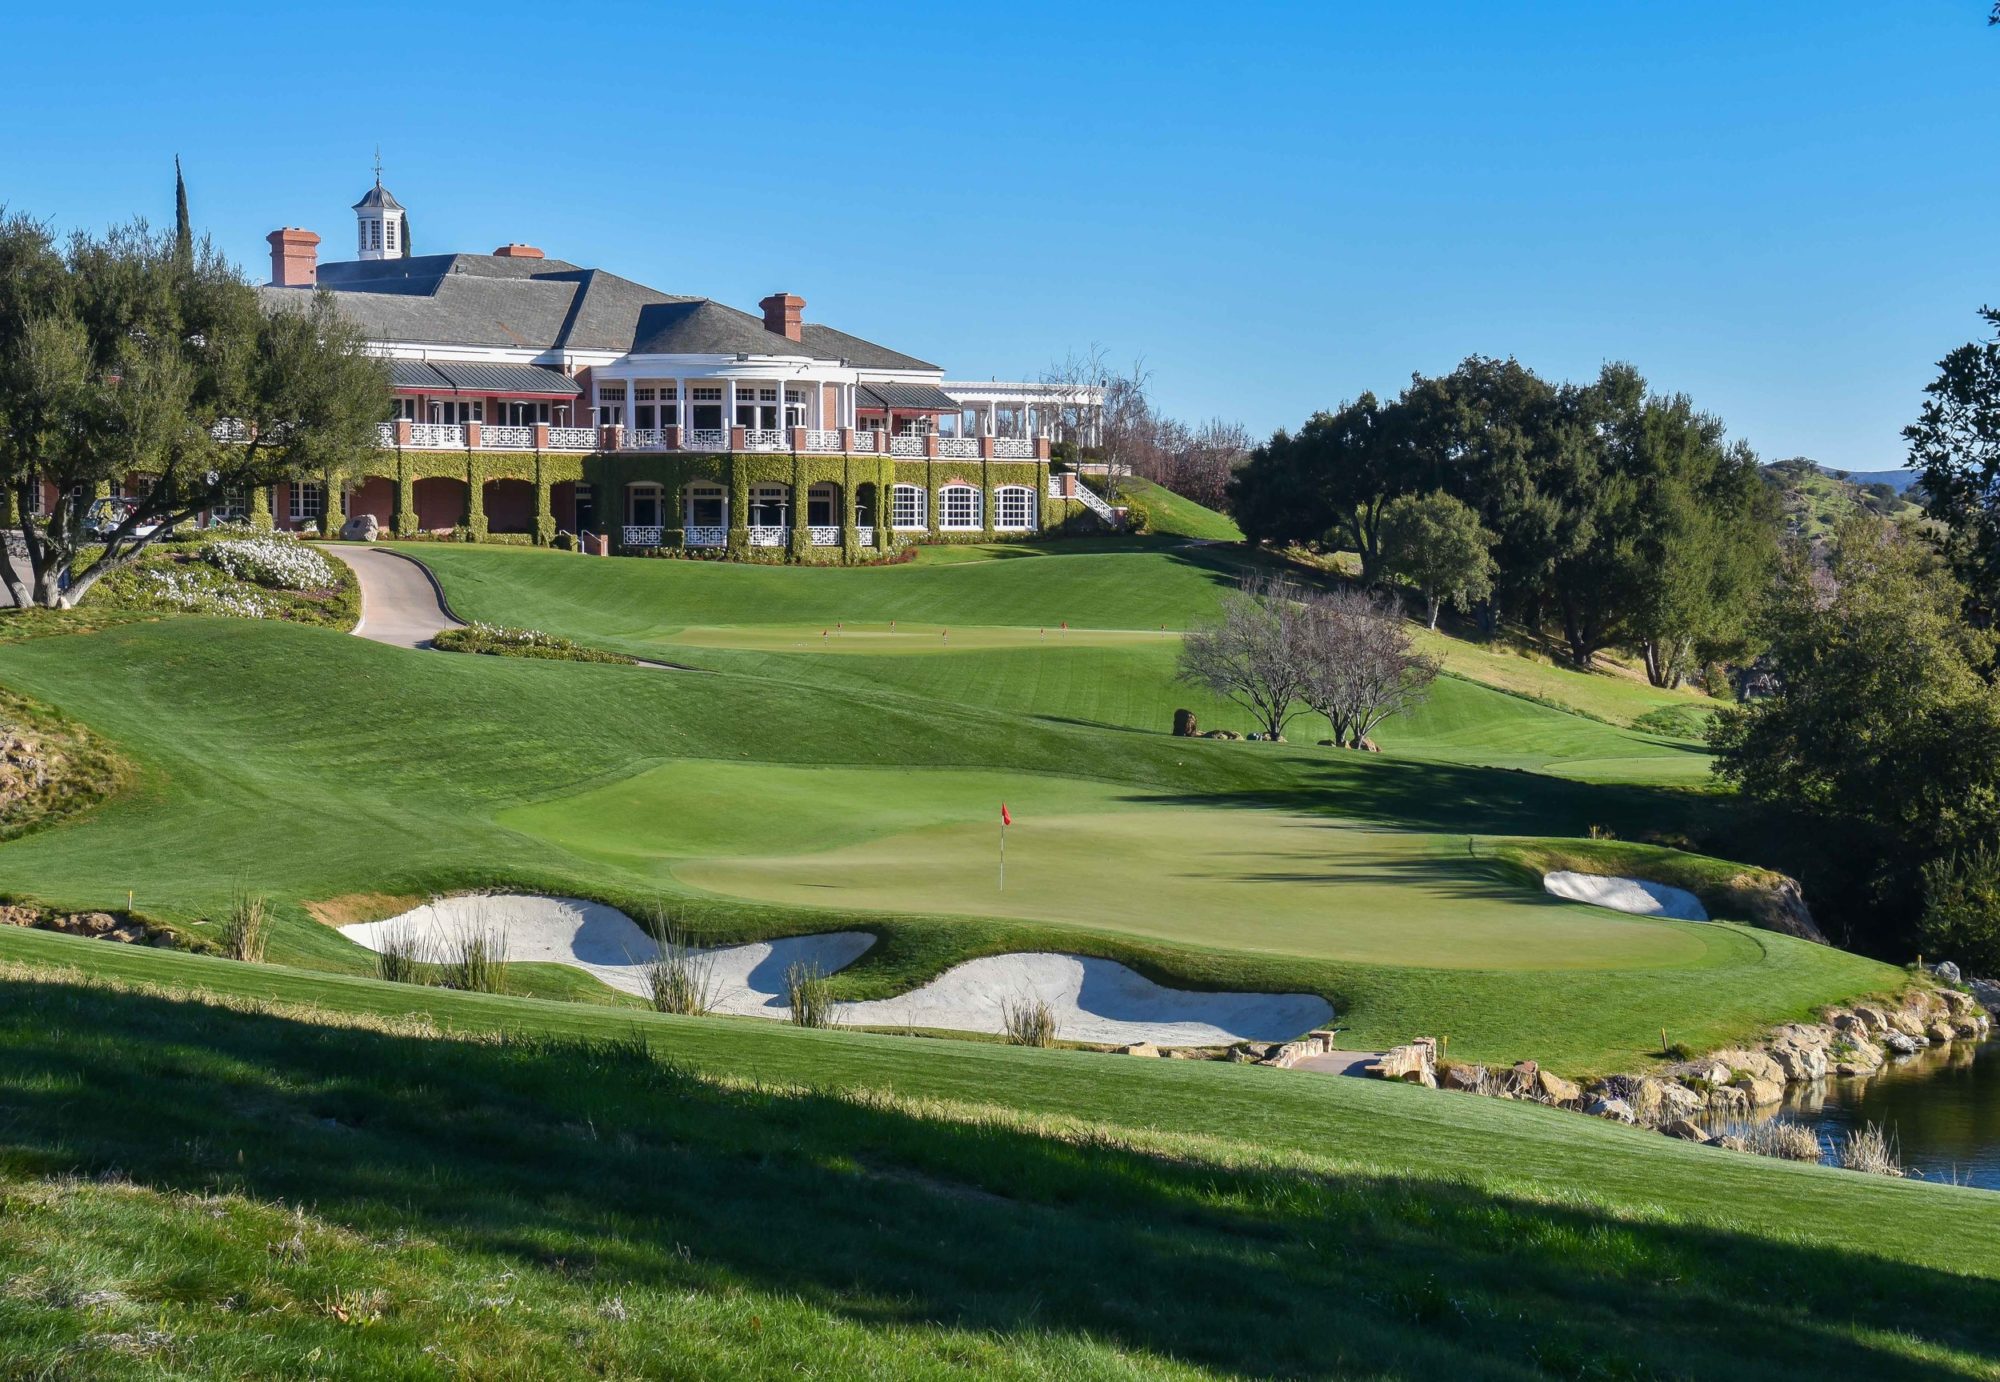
[499,761,1723,971]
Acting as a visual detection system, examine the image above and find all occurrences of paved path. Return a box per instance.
[1290,1049,1387,1077]
[320,545,463,649]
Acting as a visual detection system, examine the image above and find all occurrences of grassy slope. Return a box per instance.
[0,615,1890,1072]
[1,928,1996,1380]
[1115,477,1245,541]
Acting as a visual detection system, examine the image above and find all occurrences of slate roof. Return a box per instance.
[266,251,939,370]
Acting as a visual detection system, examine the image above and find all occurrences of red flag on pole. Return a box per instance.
[1001,803,1012,826]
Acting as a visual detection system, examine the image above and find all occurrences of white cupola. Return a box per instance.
[352,171,406,261]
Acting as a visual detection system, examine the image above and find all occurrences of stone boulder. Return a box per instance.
[1710,1048,1785,1086]
[1171,709,1199,738]
[1937,987,1980,1018]
[1655,1080,1705,1121]
[1201,729,1242,742]
[1119,1043,1161,1058]
[1881,1030,1924,1056]
[1969,977,2000,1017]
[1586,1096,1637,1124]
[1768,1038,1828,1083]
[1850,1004,1893,1034]
[1934,961,1963,985]
[1925,1020,1957,1045]
[1887,1009,1929,1039]
[1505,1062,1581,1107]
[1442,1063,1490,1093]
[1348,737,1381,753]
[341,513,381,542]
[1660,1117,1713,1144]
[1736,1075,1785,1107]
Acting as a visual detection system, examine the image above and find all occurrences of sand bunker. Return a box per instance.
[841,952,1332,1046]
[1542,871,1708,921]
[340,895,874,1018]
[339,894,1330,1045]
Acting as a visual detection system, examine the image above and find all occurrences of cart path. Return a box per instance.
[319,545,463,649]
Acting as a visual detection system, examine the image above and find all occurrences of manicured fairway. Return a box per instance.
[0,929,1994,1379]
[665,621,1182,654]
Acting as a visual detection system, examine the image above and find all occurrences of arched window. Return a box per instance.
[627,483,662,527]
[994,485,1035,531]
[891,484,927,530]
[939,483,981,530]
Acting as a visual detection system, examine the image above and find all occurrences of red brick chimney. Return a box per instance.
[759,292,805,342]
[493,244,545,259]
[267,228,320,287]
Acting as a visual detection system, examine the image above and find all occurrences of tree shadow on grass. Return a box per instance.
[1,978,1995,1379]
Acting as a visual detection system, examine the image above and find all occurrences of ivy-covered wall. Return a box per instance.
[320,445,1071,563]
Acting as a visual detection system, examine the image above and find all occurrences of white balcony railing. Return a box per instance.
[686,525,727,547]
[628,428,668,450]
[686,428,727,451]
[211,418,253,443]
[889,435,926,458]
[547,426,596,451]
[1047,476,1066,497]
[747,525,787,547]
[993,437,1036,458]
[808,525,840,546]
[374,421,397,447]
[804,429,842,453]
[623,525,664,548]
[743,428,786,451]
[485,425,533,450]
[408,423,466,449]
[857,529,876,547]
[936,437,979,459]
[848,430,879,453]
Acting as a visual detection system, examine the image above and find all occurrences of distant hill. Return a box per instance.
[1815,465,1921,494]
[1762,457,1923,544]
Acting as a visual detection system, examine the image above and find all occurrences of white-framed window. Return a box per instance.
[688,384,723,431]
[213,489,248,524]
[501,400,551,426]
[430,399,482,424]
[596,384,626,428]
[627,483,663,527]
[735,385,779,430]
[939,484,981,530]
[891,484,927,530]
[632,384,679,431]
[384,218,398,253]
[995,485,1035,531]
[393,396,420,421]
[684,483,726,528]
[785,386,809,428]
[289,482,325,523]
[690,386,723,401]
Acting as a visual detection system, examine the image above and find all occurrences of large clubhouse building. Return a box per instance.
[246,181,1110,557]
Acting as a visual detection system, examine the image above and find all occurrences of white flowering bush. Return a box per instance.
[140,567,278,618]
[199,533,337,592]
[433,622,634,664]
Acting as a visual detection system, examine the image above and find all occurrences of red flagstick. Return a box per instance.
[999,802,1011,891]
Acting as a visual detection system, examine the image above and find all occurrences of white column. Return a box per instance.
[727,379,738,430]
[677,378,688,436]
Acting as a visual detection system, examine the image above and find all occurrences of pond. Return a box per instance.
[1754,1039,2000,1188]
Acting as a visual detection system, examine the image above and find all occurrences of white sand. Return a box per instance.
[340,895,874,1018]
[841,952,1332,1046]
[1542,871,1708,921]
[340,894,1331,1045]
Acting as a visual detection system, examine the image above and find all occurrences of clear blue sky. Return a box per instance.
[2,2,1990,470]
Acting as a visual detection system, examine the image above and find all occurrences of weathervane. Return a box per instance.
[372,145,383,185]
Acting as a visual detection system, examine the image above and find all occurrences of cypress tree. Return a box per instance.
[400,213,411,258]
[172,156,192,269]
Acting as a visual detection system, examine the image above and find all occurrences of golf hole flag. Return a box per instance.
[999,803,1012,889]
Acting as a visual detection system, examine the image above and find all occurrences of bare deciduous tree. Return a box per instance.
[1175,573,1316,739]
[1299,588,1441,747]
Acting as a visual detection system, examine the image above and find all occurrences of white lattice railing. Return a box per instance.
[1046,476,1065,497]
[743,428,786,451]
[211,418,253,443]
[547,426,596,451]
[808,525,840,546]
[1072,479,1120,524]
[408,423,466,449]
[622,525,663,548]
[890,435,925,458]
[686,525,727,548]
[993,437,1036,458]
[685,428,727,451]
[856,529,876,547]
[804,429,842,453]
[848,430,879,453]
[374,421,397,447]
[935,437,979,459]
[485,425,533,450]
[747,525,787,547]
[628,428,667,450]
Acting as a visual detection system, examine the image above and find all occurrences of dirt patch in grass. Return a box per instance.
[303,892,425,929]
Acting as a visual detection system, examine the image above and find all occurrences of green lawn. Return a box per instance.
[1115,476,1246,541]
[0,598,1890,1071]
[0,928,1993,1380]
